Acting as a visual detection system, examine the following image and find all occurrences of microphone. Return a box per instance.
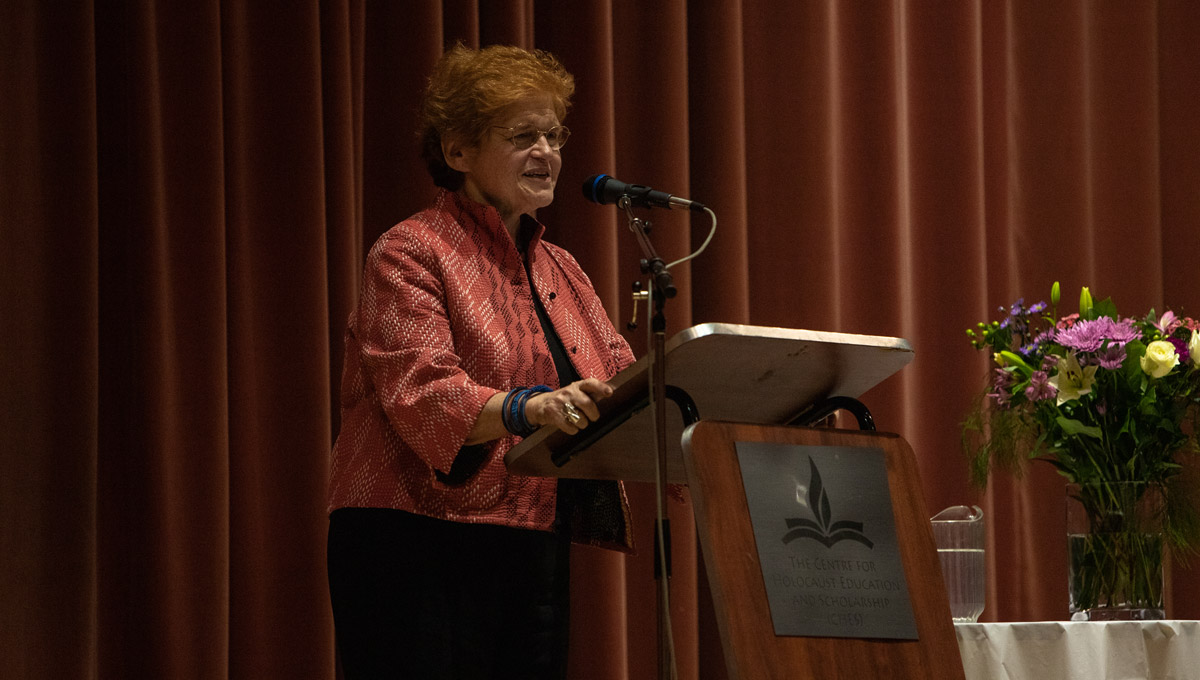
[582,174,706,212]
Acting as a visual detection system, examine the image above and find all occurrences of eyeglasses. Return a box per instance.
[492,124,571,151]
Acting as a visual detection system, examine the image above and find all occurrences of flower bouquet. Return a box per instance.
[963,283,1200,619]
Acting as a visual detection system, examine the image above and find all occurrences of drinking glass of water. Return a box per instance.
[930,505,985,623]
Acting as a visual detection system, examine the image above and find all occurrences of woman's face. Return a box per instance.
[452,95,563,232]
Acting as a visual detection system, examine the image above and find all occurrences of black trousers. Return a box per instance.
[327,507,570,680]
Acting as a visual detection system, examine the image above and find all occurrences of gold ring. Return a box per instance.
[562,403,583,426]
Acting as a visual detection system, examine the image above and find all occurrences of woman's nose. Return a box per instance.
[529,133,554,154]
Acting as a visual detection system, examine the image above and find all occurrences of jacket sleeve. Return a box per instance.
[353,230,500,476]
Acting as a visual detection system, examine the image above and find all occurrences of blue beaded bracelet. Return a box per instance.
[501,385,551,437]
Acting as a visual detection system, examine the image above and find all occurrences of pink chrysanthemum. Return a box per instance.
[1095,344,1127,370]
[1055,317,1140,353]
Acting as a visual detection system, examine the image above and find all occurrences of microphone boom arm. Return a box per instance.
[620,196,676,299]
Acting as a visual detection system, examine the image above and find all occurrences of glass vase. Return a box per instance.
[1066,482,1165,621]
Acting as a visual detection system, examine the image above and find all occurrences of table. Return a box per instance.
[955,621,1200,680]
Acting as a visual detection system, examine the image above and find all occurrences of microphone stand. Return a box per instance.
[619,196,676,680]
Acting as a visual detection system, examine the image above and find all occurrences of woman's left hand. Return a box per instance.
[525,378,614,434]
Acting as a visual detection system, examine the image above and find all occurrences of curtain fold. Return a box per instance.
[4,0,1200,677]
[0,2,100,678]
[687,0,750,327]
[221,3,339,677]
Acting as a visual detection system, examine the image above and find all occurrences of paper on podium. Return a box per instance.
[504,322,913,483]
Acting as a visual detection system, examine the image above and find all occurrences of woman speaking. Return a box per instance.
[326,44,635,679]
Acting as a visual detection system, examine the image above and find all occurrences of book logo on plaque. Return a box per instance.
[782,458,874,550]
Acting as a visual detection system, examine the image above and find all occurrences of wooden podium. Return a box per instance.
[506,323,964,679]
[681,421,963,679]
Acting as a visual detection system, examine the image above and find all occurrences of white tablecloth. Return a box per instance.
[955,621,1200,680]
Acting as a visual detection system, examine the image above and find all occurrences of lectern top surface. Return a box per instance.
[505,323,913,483]
[613,323,912,423]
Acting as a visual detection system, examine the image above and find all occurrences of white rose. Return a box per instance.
[1189,330,1200,368]
[1140,340,1180,378]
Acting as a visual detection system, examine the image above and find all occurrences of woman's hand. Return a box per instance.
[525,378,614,434]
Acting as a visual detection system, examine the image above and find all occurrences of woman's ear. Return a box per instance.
[442,133,474,173]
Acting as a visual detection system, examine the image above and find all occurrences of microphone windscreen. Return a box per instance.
[582,174,617,205]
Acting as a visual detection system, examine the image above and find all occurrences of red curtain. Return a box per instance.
[4,1,1200,677]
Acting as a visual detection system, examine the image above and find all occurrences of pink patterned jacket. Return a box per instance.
[328,189,635,540]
